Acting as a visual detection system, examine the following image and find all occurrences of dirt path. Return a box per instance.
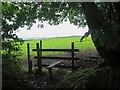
[20,50,103,88]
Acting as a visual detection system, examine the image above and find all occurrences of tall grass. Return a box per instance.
[21,36,96,58]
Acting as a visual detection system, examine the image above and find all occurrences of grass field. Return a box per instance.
[21,36,96,58]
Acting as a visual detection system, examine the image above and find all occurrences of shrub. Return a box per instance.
[2,40,24,88]
[57,67,109,89]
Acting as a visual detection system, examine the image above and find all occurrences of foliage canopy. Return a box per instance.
[2,2,120,49]
[2,1,120,89]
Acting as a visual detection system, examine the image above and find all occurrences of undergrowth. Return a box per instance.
[57,66,109,89]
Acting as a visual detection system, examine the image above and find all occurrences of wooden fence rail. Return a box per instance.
[27,40,79,73]
[32,49,79,52]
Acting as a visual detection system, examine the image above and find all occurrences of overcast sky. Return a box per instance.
[16,21,88,40]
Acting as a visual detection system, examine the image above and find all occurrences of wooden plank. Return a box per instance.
[46,61,62,69]
[71,42,75,72]
[36,43,42,73]
[27,43,32,73]
[39,40,42,71]
[48,68,53,79]
[32,49,79,52]
[34,56,79,60]
[46,61,61,79]
[35,64,80,69]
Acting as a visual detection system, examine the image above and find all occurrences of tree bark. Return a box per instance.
[108,67,120,88]
[81,2,108,65]
[81,2,120,88]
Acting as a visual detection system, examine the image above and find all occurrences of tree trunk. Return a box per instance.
[108,67,120,88]
[81,2,120,88]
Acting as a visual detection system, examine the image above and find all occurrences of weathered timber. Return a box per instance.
[32,49,79,52]
[46,61,62,78]
[71,42,75,71]
[34,64,80,69]
[34,56,79,60]
[27,43,32,73]
[46,61,62,69]
[36,43,42,73]
[29,40,80,73]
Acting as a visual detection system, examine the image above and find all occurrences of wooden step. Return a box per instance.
[46,61,62,69]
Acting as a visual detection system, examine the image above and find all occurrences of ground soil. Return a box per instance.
[20,50,103,88]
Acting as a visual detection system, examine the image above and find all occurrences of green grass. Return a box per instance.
[21,36,96,58]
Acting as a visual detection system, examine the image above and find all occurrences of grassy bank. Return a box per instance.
[21,36,96,58]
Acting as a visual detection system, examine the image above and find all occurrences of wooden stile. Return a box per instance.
[28,40,79,74]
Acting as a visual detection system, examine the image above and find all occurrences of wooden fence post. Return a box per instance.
[27,43,32,73]
[40,40,42,72]
[71,42,75,72]
[36,42,42,74]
